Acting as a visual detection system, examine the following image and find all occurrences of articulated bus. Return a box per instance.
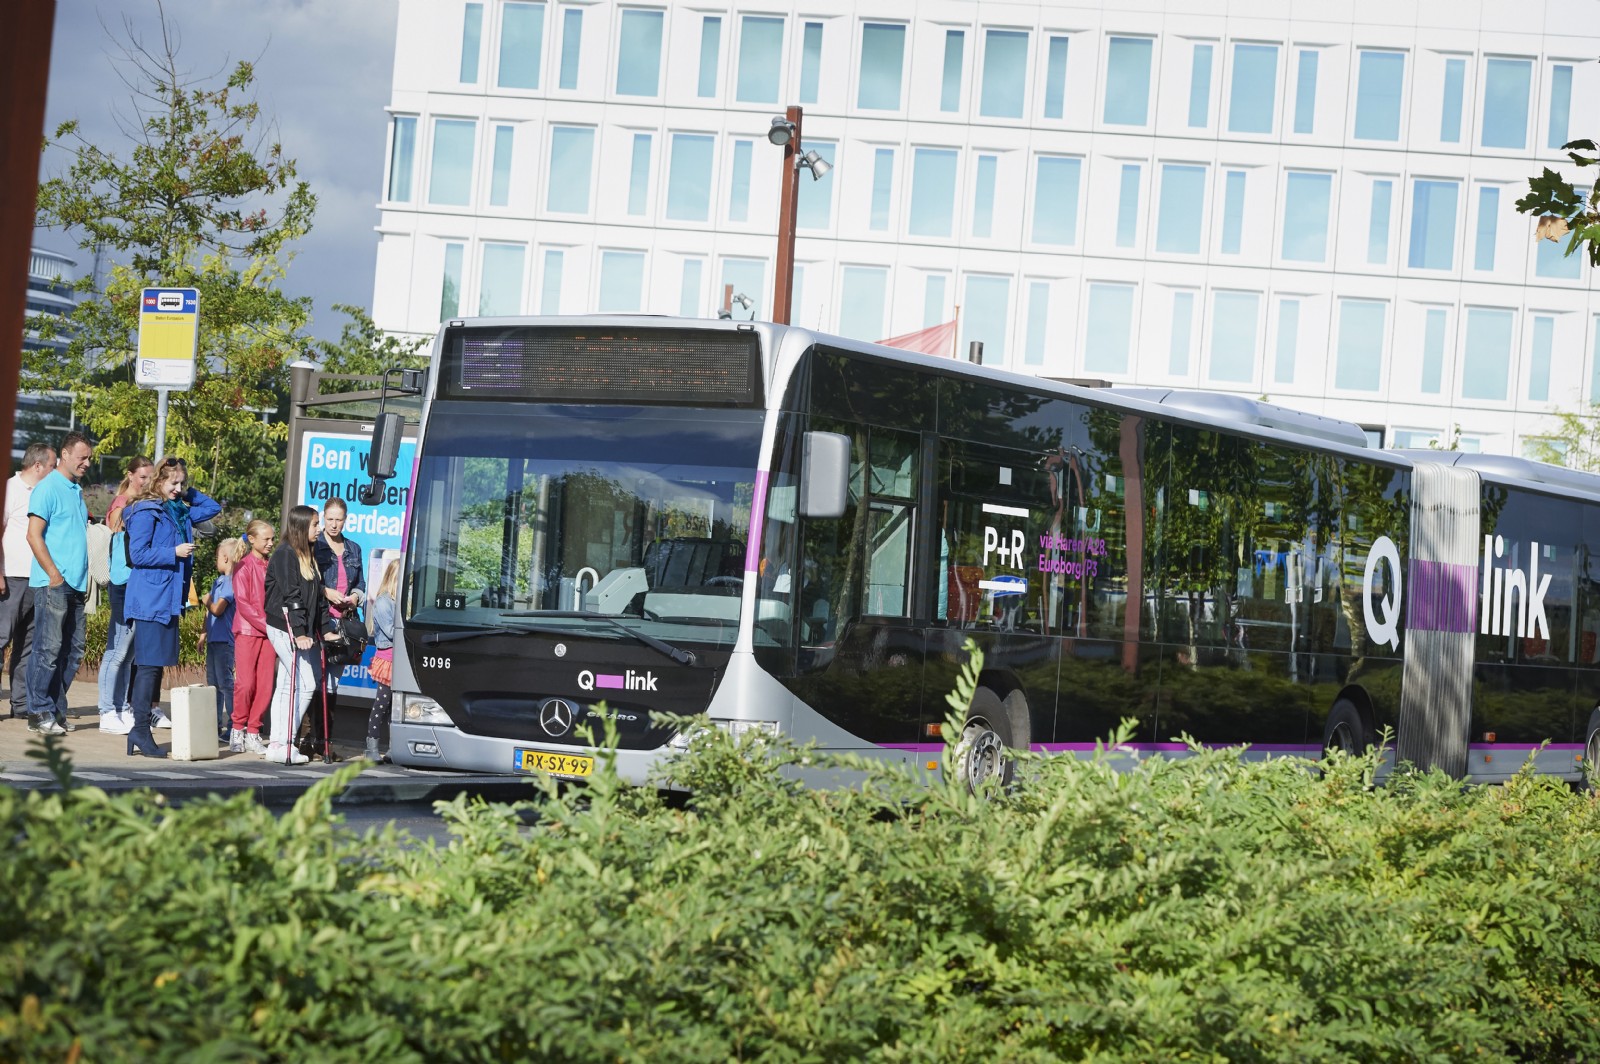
[364,316,1600,787]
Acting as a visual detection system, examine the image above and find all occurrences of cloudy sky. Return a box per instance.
[34,0,398,341]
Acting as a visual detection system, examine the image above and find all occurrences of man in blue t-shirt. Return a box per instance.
[25,432,94,734]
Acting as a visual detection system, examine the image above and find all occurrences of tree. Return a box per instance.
[27,9,314,515]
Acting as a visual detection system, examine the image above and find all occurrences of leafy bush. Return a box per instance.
[4,644,1600,1061]
[82,601,206,670]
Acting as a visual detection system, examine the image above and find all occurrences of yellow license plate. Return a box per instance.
[514,749,594,777]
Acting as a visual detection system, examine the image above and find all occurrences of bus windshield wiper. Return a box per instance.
[420,626,539,645]
[499,610,699,666]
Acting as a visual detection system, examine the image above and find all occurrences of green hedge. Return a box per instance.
[82,602,207,670]
[4,643,1600,1060]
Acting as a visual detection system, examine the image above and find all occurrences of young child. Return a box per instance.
[203,538,249,741]
[364,557,401,762]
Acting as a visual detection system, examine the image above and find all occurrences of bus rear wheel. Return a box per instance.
[1584,709,1600,791]
[1323,699,1373,756]
[956,687,1016,792]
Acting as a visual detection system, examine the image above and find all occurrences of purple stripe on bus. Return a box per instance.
[879,742,1326,754]
[594,673,626,690]
[744,469,769,573]
[1405,558,1478,634]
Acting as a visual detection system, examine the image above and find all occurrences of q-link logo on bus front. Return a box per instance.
[577,669,659,692]
[1361,534,1553,650]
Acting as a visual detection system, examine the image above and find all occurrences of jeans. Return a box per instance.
[27,584,86,724]
[266,626,321,755]
[0,579,35,716]
[206,641,235,733]
[98,588,134,715]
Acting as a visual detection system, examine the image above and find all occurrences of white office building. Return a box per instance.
[373,0,1600,455]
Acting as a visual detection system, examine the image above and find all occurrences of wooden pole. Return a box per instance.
[771,105,802,326]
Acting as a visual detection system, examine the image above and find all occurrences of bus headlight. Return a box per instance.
[710,719,781,740]
[400,695,453,726]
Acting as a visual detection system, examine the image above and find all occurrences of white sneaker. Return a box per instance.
[228,729,245,753]
[118,709,134,732]
[264,743,309,765]
[243,732,267,755]
[152,711,173,729]
[99,711,133,736]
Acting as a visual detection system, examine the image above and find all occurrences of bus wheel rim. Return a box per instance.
[960,725,1006,787]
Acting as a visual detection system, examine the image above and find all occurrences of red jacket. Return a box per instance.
[232,552,268,639]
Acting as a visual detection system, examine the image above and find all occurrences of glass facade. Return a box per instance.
[666,134,713,222]
[616,10,663,97]
[1408,179,1459,270]
[1209,291,1259,382]
[980,30,1028,119]
[1228,43,1277,133]
[1281,171,1331,262]
[1353,51,1404,140]
[1293,49,1317,134]
[598,250,645,312]
[428,119,475,206]
[1462,307,1514,401]
[858,23,906,110]
[736,16,783,103]
[547,126,594,213]
[1336,300,1386,391]
[871,148,894,231]
[910,148,958,237]
[1084,283,1134,374]
[478,243,525,316]
[1104,37,1153,125]
[498,2,543,90]
[940,31,964,112]
[838,265,888,340]
[1482,58,1531,149]
[1156,164,1205,254]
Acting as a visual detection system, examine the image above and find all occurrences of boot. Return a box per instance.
[364,737,381,762]
[126,667,166,758]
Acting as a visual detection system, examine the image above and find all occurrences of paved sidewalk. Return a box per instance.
[0,679,537,805]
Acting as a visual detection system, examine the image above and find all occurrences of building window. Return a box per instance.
[547,126,594,213]
[1104,37,1153,125]
[1281,171,1332,263]
[616,10,663,97]
[1116,164,1140,248]
[799,22,823,104]
[1354,50,1404,141]
[1441,58,1465,143]
[489,124,514,207]
[728,139,752,223]
[1335,300,1385,391]
[923,274,947,327]
[1591,316,1600,401]
[858,23,906,110]
[558,7,582,90]
[1032,156,1080,246]
[697,16,721,98]
[972,154,996,238]
[1210,291,1259,383]
[1024,281,1050,366]
[909,147,958,237]
[1275,299,1299,384]
[460,3,483,82]
[1528,315,1554,401]
[1188,43,1212,128]
[498,1,545,90]
[1421,307,1446,393]
[722,259,765,319]
[796,141,836,229]
[1043,36,1068,120]
[962,275,1011,364]
[1474,186,1498,271]
[1462,307,1513,401]
[478,243,525,316]
[386,116,417,202]
[980,29,1028,119]
[1407,179,1460,270]
[736,16,784,103]
[838,265,888,340]
[598,251,646,312]
[1228,43,1278,134]
[427,118,476,207]
[678,257,703,317]
[1550,65,1573,150]
[440,242,464,319]
[1155,164,1205,254]
[1293,49,1317,134]
[1170,291,1194,374]
[665,133,713,222]
[940,30,964,112]
[1537,221,1582,278]
[1482,57,1532,149]
[1084,283,1134,375]
[1392,429,1441,449]
[627,133,651,216]
[1220,170,1244,254]
[1368,180,1393,264]
[540,249,563,314]
[870,148,894,231]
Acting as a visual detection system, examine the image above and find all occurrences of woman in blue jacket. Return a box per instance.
[123,456,221,756]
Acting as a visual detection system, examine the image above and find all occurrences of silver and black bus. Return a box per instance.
[364,316,1600,786]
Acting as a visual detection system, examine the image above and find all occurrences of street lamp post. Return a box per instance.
[770,106,802,326]
[767,105,832,326]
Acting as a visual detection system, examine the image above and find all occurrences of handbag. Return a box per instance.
[326,609,369,668]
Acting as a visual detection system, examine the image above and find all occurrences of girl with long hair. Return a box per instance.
[96,455,154,735]
[364,556,401,762]
[123,456,221,757]
[263,505,338,764]
[228,519,275,753]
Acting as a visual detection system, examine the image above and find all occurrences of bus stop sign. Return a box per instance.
[136,287,199,389]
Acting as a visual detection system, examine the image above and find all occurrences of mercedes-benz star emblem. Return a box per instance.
[554,643,567,658]
[538,698,576,737]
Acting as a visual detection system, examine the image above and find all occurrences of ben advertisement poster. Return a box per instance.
[295,430,416,690]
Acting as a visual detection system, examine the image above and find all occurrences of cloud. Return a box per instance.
[35,0,396,341]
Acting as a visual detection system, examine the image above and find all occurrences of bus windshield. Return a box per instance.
[407,403,762,648]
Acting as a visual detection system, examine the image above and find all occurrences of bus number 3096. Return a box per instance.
[422,656,452,670]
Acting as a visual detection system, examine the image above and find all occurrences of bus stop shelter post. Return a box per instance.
[280,359,318,526]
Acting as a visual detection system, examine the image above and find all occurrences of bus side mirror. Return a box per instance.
[800,431,850,519]
[359,411,404,506]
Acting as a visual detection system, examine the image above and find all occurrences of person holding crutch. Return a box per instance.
[263,505,338,764]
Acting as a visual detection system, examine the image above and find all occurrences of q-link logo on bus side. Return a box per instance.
[1363,535,1404,650]
[1360,533,1554,652]
[538,698,577,737]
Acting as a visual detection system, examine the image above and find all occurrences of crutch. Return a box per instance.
[282,606,296,765]
[319,638,333,764]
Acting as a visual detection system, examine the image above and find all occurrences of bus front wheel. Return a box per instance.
[956,687,1015,792]
[1584,708,1600,791]
[1323,700,1373,757]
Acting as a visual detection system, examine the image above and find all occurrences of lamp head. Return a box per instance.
[731,293,753,310]
[799,150,831,180]
[767,117,796,147]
